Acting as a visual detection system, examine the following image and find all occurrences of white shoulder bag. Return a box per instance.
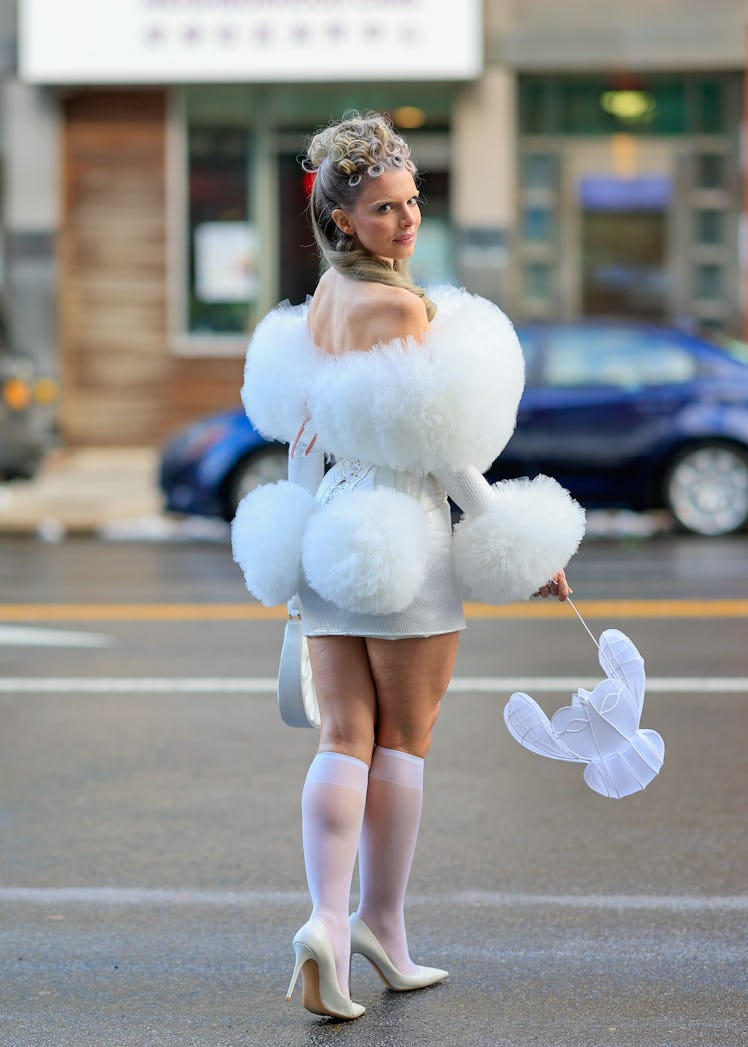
[277,595,320,728]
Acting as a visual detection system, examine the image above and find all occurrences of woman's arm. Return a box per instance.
[434,465,583,605]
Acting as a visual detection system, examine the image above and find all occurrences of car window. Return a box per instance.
[542,328,697,389]
[705,332,748,365]
[516,328,539,373]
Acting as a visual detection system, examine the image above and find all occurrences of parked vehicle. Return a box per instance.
[159,321,748,536]
[0,303,57,482]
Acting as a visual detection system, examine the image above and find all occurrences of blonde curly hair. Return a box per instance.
[303,111,436,321]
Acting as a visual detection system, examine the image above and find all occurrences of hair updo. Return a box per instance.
[303,111,436,322]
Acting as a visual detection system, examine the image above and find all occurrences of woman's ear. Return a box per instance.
[332,208,355,237]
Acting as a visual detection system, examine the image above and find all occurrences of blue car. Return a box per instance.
[159,321,748,537]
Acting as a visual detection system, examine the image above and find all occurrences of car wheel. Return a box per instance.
[223,445,287,520]
[664,443,748,536]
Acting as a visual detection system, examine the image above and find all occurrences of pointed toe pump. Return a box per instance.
[286,918,365,1021]
[350,913,448,992]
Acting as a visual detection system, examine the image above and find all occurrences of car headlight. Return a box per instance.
[3,377,32,410]
[33,377,59,405]
[178,420,232,460]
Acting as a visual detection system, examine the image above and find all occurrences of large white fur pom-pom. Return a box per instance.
[308,286,525,475]
[241,302,319,442]
[231,481,316,606]
[302,489,428,615]
[452,475,586,604]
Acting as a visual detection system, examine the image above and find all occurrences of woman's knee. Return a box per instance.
[375,700,441,758]
[319,721,376,765]
[316,688,377,763]
[373,730,432,760]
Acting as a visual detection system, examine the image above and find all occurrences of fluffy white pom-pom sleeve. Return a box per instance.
[231,481,316,606]
[452,475,585,604]
[241,302,320,442]
[302,488,428,615]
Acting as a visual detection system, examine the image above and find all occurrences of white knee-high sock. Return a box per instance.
[301,751,369,995]
[356,746,424,975]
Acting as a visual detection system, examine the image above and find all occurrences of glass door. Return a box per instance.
[581,209,667,318]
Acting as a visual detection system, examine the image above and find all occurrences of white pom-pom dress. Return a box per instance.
[232,286,586,638]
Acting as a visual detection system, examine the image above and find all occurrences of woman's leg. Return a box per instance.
[300,636,377,994]
[356,632,459,973]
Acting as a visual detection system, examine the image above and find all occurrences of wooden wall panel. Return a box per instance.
[60,90,242,446]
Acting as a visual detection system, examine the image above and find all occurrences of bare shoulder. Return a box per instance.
[355,285,429,347]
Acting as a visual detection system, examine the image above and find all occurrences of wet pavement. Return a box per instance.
[0,536,746,1046]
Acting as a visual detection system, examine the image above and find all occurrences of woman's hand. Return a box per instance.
[532,569,572,601]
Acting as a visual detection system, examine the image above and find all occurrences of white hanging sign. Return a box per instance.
[19,0,483,84]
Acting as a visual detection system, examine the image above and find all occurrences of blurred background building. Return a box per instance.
[2,0,746,446]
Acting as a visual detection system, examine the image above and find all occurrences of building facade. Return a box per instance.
[5,0,748,445]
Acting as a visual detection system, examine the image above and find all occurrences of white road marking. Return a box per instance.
[0,886,745,912]
[0,676,745,694]
[451,677,748,694]
[0,626,111,648]
[0,677,277,693]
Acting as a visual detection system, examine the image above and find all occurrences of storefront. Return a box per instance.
[176,83,456,348]
[17,0,483,444]
[11,0,748,446]
[514,74,743,332]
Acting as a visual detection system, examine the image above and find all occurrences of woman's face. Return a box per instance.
[333,168,421,265]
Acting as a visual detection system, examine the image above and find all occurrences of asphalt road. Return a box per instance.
[0,535,746,1047]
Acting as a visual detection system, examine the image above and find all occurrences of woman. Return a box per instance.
[232,112,585,1021]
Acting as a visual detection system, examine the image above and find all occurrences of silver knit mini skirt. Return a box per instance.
[299,458,466,640]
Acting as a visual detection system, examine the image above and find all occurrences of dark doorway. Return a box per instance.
[278,153,321,305]
[582,210,667,318]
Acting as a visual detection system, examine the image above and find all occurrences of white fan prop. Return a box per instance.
[504,608,664,799]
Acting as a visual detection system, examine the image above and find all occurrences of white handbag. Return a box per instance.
[277,595,320,728]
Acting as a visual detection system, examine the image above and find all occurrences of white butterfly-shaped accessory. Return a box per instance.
[504,628,664,799]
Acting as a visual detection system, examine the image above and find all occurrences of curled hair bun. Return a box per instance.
[303,111,415,185]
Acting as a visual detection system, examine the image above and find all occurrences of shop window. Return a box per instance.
[695,263,722,299]
[278,152,320,305]
[407,169,457,287]
[187,124,255,335]
[697,80,724,134]
[522,207,554,243]
[519,76,729,137]
[698,317,723,332]
[522,153,559,191]
[563,81,614,135]
[696,154,724,190]
[520,79,551,135]
[695,209,724,246]
[524,262,551,300]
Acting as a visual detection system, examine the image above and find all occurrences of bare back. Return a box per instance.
[307,269,429,356]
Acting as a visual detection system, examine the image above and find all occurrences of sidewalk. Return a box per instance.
[0,447,163,537]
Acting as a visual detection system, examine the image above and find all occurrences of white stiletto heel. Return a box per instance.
[286,918,365,1020]
[286,941,314,1001]
[350,913,448,992]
